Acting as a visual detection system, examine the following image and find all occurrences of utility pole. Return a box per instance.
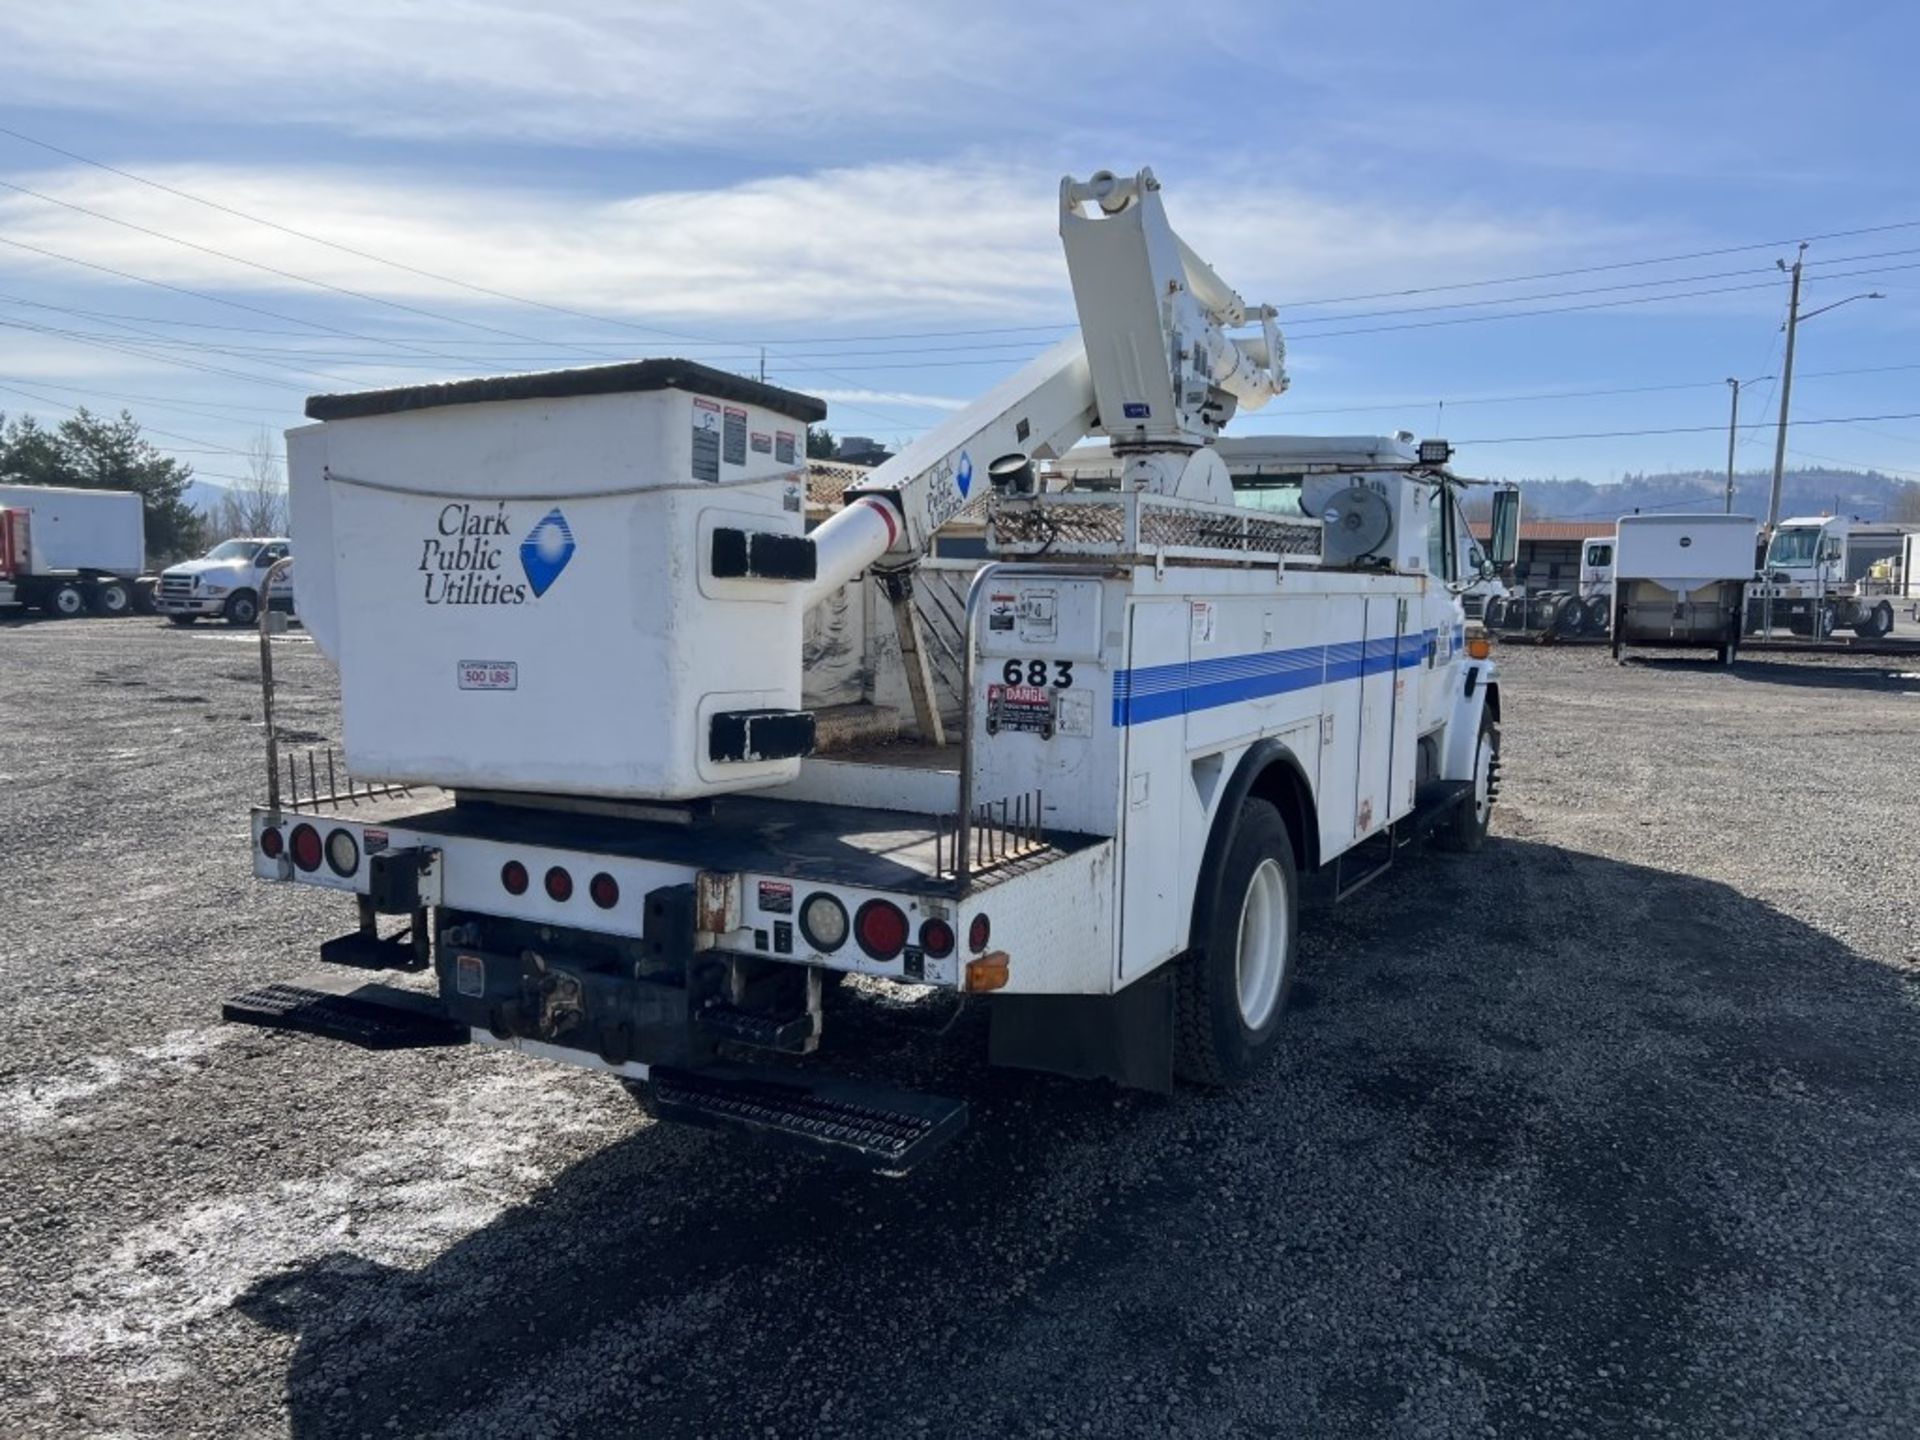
[1724,378,1741,514]
[1766,244,1806,537]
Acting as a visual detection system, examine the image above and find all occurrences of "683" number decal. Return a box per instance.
[1001,658,1073,688]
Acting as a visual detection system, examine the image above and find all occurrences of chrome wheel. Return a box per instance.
[1235,857,1289,1030]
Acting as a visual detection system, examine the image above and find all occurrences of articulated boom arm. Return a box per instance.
[803,167,1286,605]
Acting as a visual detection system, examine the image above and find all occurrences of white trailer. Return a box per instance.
[1748,516,1897,640]
[0,484,145,617]
[1610,513,1757,663]
[232,168,1513,1173]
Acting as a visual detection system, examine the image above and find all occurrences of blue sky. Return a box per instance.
[0,0,1915,494]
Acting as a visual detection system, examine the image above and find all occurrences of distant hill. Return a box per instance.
[182,477,234,514]
[1511,467,1920,525]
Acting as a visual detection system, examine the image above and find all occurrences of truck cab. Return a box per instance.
[1751,516,1895,640]
[156,537,294,627]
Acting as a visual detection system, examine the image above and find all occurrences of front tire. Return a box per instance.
[1435,709,1499,853]
[223,591,259,627]
[1174,798,1299,1087]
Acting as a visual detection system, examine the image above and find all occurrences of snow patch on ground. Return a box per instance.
[46,1064,625,1387]
[0,1027,231,1131]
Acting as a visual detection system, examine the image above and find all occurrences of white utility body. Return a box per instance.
[1610,513,1757,664]
[239,168,1510,1173]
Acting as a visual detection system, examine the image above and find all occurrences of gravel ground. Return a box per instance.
[2,616,1917,1439]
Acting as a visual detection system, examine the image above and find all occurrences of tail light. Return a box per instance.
[919,917,955,960]
[259,827,284,860]
[589,872,619,909]
[501,860,529,895]
[325,828,359,877]
[289,823,322,873]
[854,900,909,960]
[968,914,992,953]
[799,892,849,953]
[544,866,573,903]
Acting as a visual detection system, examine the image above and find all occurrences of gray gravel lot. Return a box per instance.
[2,616,1917,1439]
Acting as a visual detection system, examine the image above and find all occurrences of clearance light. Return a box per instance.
[919,917,956,960]
[968,914,992,954]
[545,866,574,903]
[800,892,849,953]
[964,952,1011,993]
[324,828,360,877]
[289,823,323,873]
[259,827,284,860]
[501,860,529,895]
[1466,634,1493,660]
[589,872,620,910]
[854,899,910,960]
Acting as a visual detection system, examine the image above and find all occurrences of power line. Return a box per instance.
[1456,410,1920,445]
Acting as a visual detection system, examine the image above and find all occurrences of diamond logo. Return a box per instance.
[956,450,973,498]
[519,508,576,597]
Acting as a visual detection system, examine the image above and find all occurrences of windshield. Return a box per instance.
[1766,527,1821,568]
[204,539,262,562]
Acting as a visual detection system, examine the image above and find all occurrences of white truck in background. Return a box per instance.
[1747,515,1897,640]
[1610,513,1757,664]
[154,535,294,626]
[0,484,145,617]
[230,167,1516,1174]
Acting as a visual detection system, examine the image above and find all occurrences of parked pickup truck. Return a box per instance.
[155,536,294,626]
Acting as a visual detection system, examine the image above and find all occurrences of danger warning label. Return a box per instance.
[986,683,1055,737]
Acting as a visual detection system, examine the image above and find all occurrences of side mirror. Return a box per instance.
[1488,486,1521,568]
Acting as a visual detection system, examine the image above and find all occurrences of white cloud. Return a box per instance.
[0,158,1610,336]
[805,388,969,412]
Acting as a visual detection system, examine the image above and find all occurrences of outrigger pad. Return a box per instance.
[223,980,468,1051]
[649,1063,967,1175]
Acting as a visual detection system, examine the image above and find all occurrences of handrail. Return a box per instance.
[258,555,296,822]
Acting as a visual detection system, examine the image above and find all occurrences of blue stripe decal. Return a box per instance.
[1111,628,1436,727]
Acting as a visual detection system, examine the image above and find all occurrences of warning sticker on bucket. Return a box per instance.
[986,683,1055,736]
[458,659,518,691]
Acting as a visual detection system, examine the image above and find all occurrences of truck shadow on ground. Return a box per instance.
[1637,656,1920,692]
[236,838,1920,1439]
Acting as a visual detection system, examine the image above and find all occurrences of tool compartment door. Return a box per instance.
[1116,600,1188,980]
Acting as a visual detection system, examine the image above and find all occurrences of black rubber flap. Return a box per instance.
[306,358,826,424]
[223,981,467,1050]
[650,1063,967,1174]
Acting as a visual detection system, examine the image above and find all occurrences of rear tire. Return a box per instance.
[1174,798,1299,1087]
[91,580,131,616]
[223,590,259,627]
[42,582,86,617]
[1435,709,1499,853]
[1585,595,1611,636]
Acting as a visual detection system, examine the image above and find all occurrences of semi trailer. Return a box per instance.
[0,484,145,617]
[230,168,1515,1173]
[1610,513,1757,663]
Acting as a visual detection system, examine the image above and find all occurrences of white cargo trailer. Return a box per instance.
[231,168,1515,1173]
[0,484,145,616]
[1610,513,1757,663]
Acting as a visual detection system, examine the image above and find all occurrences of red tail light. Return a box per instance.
[501,860,529,895]
[259,827,284,859]
[919,918,955,960]
[854,900,910,960]
[544,866,573,903]
[589,872,619,909]
[289,823,322,873]
[968,914,992,953]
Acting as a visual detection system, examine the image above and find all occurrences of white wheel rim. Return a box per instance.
[57,590,82,614]
[1473,733,1494,824]
[1234,858,1289,1030]
[102,588,126,612]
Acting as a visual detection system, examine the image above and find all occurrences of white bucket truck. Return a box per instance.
[232,169,1512,1172]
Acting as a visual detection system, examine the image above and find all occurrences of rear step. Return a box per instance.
[223,980,468,1051]
[695,1000,815,1052]
[650,1063,967,1175]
